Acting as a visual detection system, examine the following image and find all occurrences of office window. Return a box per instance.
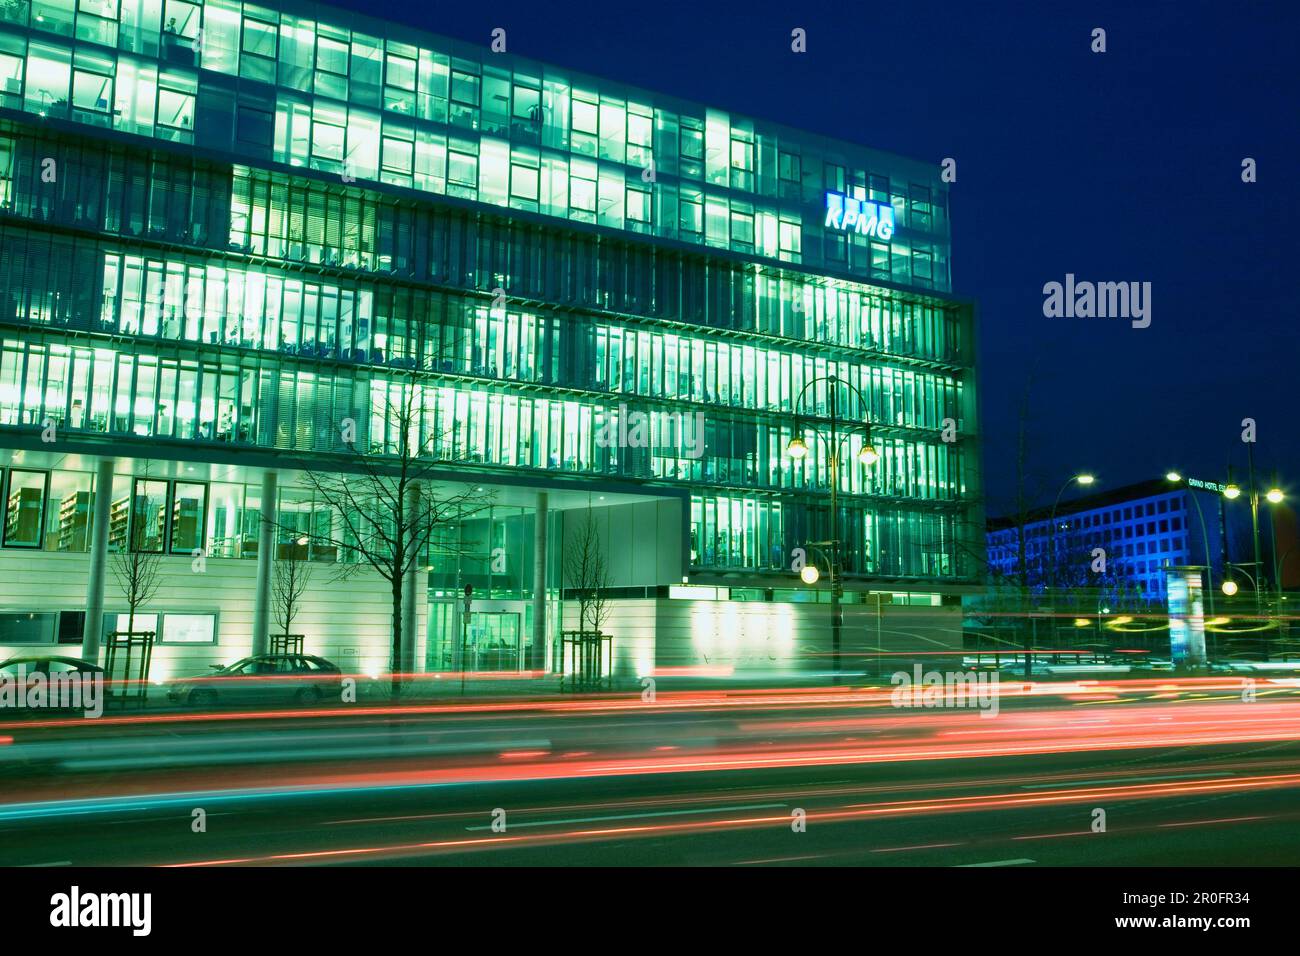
[4,469,48,548]
[448,143,477,191]
[510,155,539,203]
[778,151,800,182]
[71,64,113,120]
[679,190,702,236]
[626,184,650,223]
[316,34,349,77]
[381,133,414,176]
[242,17,278,59]
[170,481,206,553]
[778,218,801,255]
[24,41,70,116]
[160,612,217,644]
[627,110,652,166]
[48,469,93,551]
[106,612,157,636]
[569,164,596,216]
[311,117,345,162]
[130,477,168,552]
[385,53,416,91]
[156,83,194,130]
[0,611,57,644]
[236,104,274,148]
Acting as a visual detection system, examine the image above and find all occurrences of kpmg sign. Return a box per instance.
[824,191,896,241]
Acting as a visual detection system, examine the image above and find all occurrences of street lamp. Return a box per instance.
[1223,451,1263,617]
[1222,580,1239,596]
[1048,473,1097,593]
[800,564,820,585]
[785,373,876,678]
[1265,484,1285,604]
[1165,472,1216,617]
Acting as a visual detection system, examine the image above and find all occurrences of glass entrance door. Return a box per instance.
[468,611,521,672]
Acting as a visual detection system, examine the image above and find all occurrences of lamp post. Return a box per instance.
[1047,473,1096,594]
[1166,472,1216,617]
[1224,462,1264,618]
[1265,485,1285,606]
[1223,562,1259,668]
[786,373,877,679]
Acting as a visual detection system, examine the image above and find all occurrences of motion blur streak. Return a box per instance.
[166,771,1300,867]
[2,683,1299,866]
[0,676,1278,733]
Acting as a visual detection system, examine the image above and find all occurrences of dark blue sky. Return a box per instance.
[343,0,1299,514]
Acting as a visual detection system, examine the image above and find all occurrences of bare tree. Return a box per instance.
[273,542,312,643]
[111,513,165,640]
[563,503,611,636]
[287,377,492,697]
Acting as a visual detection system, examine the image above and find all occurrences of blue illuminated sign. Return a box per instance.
[824,192,896,241]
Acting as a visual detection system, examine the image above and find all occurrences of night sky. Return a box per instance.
[338,0,1299,515]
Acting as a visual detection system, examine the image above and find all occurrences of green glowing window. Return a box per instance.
[76,0,119,46]
[241,17,277,59]
[385,53,416,91]
[381,135,413,176]
[450,70,479,105]
[162,0,198,39]
[310,118,344,162]
[3,469,48,549]
[71,65,112,116]
[571,97,597,134]
[678,191,702,236]
[447,146,477,188]
[510,158,539,202]
[32,0,75,37]
[626,185,650,223]
[569,171,595,214]
[316,35,349,76]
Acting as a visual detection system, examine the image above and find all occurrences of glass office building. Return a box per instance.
[0,0,981,671]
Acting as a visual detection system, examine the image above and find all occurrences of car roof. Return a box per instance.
[0,655,96,666]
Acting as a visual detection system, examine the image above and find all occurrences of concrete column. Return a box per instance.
[532,491,548,671]
[401,481,420,674]
[251,470,277,656]
[81,457,115,664]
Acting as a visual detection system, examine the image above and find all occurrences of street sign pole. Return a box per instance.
[460,583,473,695]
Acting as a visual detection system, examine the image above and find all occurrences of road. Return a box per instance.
[1,677,1298,866]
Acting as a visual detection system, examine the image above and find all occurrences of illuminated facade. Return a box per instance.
[0,0,981,674]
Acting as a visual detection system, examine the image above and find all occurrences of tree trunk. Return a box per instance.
[391,577,403,700]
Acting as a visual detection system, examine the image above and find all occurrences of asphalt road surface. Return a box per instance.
[1,677,1298,866]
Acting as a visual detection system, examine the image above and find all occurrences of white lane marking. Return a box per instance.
[464,802,788,831]
[957,858,1035,867]
[1018,770,1233,789]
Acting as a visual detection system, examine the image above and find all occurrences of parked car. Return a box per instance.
[167,654,343,708]
[0,655,103,679]
[0,656,105,714]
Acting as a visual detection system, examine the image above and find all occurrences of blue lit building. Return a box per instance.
[986,477,1279,603]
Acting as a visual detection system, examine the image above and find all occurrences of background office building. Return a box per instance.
[0,0,981,680]
[987,477,1296,604]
